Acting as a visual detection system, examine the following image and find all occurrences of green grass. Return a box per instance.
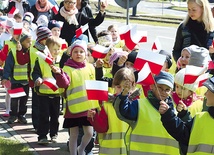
[0,137,33,155]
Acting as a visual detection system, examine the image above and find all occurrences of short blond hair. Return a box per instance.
[46,36,61,48]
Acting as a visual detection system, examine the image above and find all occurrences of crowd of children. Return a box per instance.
[1,0,214,155]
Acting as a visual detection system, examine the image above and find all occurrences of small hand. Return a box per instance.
[1,79,8,86]
[35,78,43,86]
[117,55,128,66]
[100,0,108,11]
[95,59,104,68]
[159,100,169,114]
[50,65,61,74]
[176,100,187,112]
[87,109,96,121]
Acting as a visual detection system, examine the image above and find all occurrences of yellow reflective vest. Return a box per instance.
[129,98,180,155]
[11,48,28,81]
[63,63,99,114]
[37,57,59,94]
[188,112,214,155]
[98,102,129,155]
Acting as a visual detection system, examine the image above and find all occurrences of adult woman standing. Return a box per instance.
[54,0,107,46]
[30,0,55,24]
[172,0,214,62]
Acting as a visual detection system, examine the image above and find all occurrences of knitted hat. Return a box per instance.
[70,40,87,56]
[71,34,88,45]
[36,15,48,27]
[127,51,137,64]
[174,68,198,92]
[36,26,52,42]
[154,71,174,89]
[20,32,31,43]
[23,12,34,24]
[159,50,172,69]
[187,45,211,67]
[203,76,214,93]
[48,20,60,30]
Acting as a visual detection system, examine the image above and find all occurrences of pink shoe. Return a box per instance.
[2,113,10,117]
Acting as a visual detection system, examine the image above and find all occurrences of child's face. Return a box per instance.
[109,27,118,41]
[12,34,20,41]
[151,84,172,101]
[51,27,60,37]
[48,43,61,59]
[205,89,214,106]
[71,47,86,62]
[22,37,32,49]
[161,61,169,72]
[175,83,192,99]
[180,49,190,68]
[23,22,30,31]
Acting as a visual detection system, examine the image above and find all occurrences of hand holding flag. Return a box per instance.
[8,87,26,98]
[8,6,19,18]
[13,22,23,35]
[43,78,58,91]
[76,24,89,38]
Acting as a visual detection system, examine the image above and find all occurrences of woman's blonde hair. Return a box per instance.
[183,0,214,32]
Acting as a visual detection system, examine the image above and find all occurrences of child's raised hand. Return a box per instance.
[159,100,169,114]
[50,65,61,74]
[121,79,132,96]
[117,54,128,66]
[1,79,8,86]
[176,100,187,112]
[95,59,104,68]
[16,41,22,51]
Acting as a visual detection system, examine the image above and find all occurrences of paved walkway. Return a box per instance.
[0,87,99,155]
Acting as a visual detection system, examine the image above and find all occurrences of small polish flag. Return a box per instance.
[152,37,162,53]
[0,67,3,71]
[91,44,111,58]
[184,65,207,84]
[137,62,155,86]
[13,22,23,35]
[36,51,53,65]
[76,24,89,38]
[52,5,59,15]
[134,49,166,75]
[8,87,26,98]
[197,73,210,87]
[85,80,108,101]
[8,6,19,18]
[43,78,58,91]
[119,25,147,50]
[208,61,214,70]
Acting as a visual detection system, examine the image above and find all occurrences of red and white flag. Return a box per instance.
[13,22,23,35]
[36,51,53,65]
[61,43,68,50]
[58,21,64,29]
[119,25,147,50]
[52,5,59,15]
[137,62,155,86]
[184,65,207,84]
[134,49,166,75]
[8,6,19,18]
[85,80,108,101]
[91,44,111,58]
[197,73,210,87]
[8,87,26,98]
[152,37,162,53]
[43,78,58,91]
[76,24,89,38]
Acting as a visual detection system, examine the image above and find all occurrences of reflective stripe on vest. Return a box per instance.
[38,57,59,94]
[99,102,129,155]
[63,63,99,113]
[129,98,179,155]
[11,48,28,80]
[188,112,214,155]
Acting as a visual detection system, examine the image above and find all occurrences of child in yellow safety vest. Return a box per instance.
[160,76,214,155]
[32,36,61,145]
[52,40,99,155]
